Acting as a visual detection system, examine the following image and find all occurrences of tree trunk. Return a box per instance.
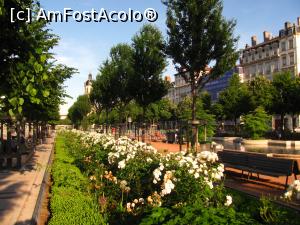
[142,107,146,142]
[280,113,284,132]
[191,80,198,152]
[234,118,237,135]
[16,121,21,168]
[0,122,3,142]
[291,113,295,133]
[105,109,108,134]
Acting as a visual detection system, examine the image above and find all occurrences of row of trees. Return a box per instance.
[82,24,168,135]
[1,0,75,166]
[68,0,238,149]
[213,72,300,137]
[1,0,75,122]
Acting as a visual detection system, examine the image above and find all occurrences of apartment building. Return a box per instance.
[240,17,300,82]
[240,17,300,130]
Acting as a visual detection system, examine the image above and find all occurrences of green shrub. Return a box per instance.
[49,187,106,225]
[243,107,270,139]
[49,133,107,225]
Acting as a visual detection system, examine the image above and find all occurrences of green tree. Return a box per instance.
[243,107,270,139]
[248,75,273,111]
[218,74,251,134]
[163,0,238,149]
[145,98,176,123]
[129,24,168,118]
[68,95,91,128]
[177,96,216,142]
[270,72,294,131]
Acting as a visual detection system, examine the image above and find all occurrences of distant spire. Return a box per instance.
[88,72,92,80]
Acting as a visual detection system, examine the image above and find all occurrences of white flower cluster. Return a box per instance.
[68,131,226,208]
[284,179,300,200]
[106,136,158,169]
[166,151,224,189]
[224,195,232,206]
[161,170,176,196]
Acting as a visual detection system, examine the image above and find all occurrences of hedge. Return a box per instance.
[48,134,106,225]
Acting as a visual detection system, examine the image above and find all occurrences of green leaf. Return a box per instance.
[42,90,50,97]
[40,54,47,63]
[19,98,24,106]
[20,71,25,78]
[9,109,14,117]
[30,88,37,96]
[34,62,43,73]
[26,83,33,93]
[30,76,35,82]
[36,48,43,54]
[8,97,18,107]
[18,106,22,114]
[42,73,48,80]
[22,77,28,86]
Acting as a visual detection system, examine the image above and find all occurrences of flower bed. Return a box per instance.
[52,130,300,225]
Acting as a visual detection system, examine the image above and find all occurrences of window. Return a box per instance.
[289,53,294,65]
[282,56,287,66]
[281,41,286,51]
[289,39,293,49]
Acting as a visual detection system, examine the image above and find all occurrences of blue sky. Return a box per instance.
[39,0,300,115]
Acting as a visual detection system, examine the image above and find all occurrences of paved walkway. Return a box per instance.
[0,137,54,225]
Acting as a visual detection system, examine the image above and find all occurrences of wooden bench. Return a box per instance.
[248,155,294,188]
[217,150,296,188]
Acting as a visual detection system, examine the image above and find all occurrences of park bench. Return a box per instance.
[217,150,296,188]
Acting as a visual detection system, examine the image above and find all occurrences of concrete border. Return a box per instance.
[31,138,54,224]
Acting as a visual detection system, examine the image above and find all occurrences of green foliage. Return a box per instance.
[243,107,270,139]
[68,95,91,127]
[0,0,75,121]
[248,76,273,111]
[141,197,259,225]
[163,0,238,146]
[49,134,107,225]
[218,74,251,131]
[177,96,216,141]
[49,187,106,225]
[145,99,176,122]
[129,24,168,110]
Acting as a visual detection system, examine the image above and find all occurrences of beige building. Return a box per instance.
[240,17,300,130]
[240,17,300,82]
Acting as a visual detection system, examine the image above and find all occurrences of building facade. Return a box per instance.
[240,17,300,82]
[240,17,300,130]
[165,67,243,104]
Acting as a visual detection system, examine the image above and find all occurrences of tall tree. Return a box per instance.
[68,95,91,128]
[90,61,120,132]
[129,24,168,118]
[248,75,273,111]
[163,0,238,149]
[270,71,295,131]
[218,74,251,134]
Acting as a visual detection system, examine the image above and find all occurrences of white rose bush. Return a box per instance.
[58,130,272,224]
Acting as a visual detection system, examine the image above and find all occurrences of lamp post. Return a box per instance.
[128,117,132,136]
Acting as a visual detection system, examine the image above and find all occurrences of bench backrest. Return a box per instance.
[218,151,248,166]
[218,150,294,176]
[248,155,294,175]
